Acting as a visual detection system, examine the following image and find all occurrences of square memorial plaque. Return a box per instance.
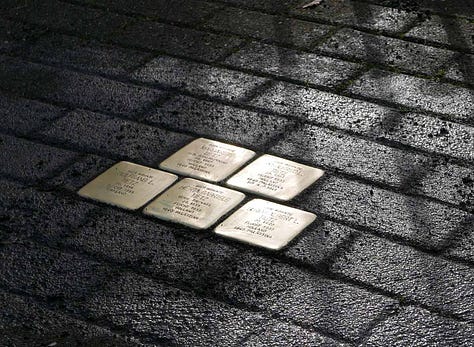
[226,154,324,201]
[159,138,256,182]
[143,178,245,229]
[215,199,316,250]
[78,161,178,210]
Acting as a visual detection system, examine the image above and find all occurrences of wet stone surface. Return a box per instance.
[0,0,473,345]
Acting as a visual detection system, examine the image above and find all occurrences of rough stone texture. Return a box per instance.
[0,291,145,347]
[74,0,223,25]
[0,134,78,182]
[292,175,473,254]
[0,0,473,345]
[320,28,455,75]
[331,234,474,321]
[405,15,474,53]
[347,69,474,125]
[0,94,65,135]
[132,55,270,102]
[41,109,193,166]
[114,21,242,62]
[364,306,474,347]
[144,94,293,149]
[249,81,474,162]
[12,33,153,77]
[0,55,166,118]
[225,41,362,87]
[204,6,333,48]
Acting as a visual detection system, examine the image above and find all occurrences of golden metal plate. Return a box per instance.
[226,154,324,201]
[215,199,316,250]
[143,178,245,229]
[159,138,256,182]
[78,161,178,210]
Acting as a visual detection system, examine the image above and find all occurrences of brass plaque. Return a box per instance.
[78,161,177,210]
[159,138,256,182]
[215,199,316,250]
[227,154,324,201]
[143,178,245,229]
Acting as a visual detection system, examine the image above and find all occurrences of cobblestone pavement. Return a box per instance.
[0,0,473,346]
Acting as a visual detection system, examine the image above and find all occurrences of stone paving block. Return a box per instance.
[331,234,474,321]
[0,134,78,182]
[243,320,348,346]
[0,93,65,135]
[320,28,455,75]
[77,272,265,347]
[225,41,362,87]
[132,55,270,102]
[0,242,115,300]
[290,0,418,34]
[16,33,153,77]
[114,21,242,62]
[49,154,116,192]
[347,69,474,125]
[2,0,131,40]
[0,291,145,347]
[67,209,396,341]
[74,0,222,25]
[0,56,166,117]
[443,221,474,263]
[0,178,95,245]
[271,123,473,209]
[444,53,474,85]
[144,94,293,148]
[204,6,333,48]
[283,220,357,268]
[291,175,473,253]
[364,306,474,347]
[249,82,474,163]
[41,109,193,166]
[405,15,474,53]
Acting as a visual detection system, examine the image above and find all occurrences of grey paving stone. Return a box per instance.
[74,0,222,25]
[283,220,357,268]
[243,320,348,347]
[15,33,153,77]
[49,154,116,192]
[249,82,474,163]
[0,93,65,135]
[144,94,293,148]
[2,0,131,40]
[214,0,417,34]
[0,291,145,347]
[0,242,114,300]
[0,55,166,117]
[76,272,265,347]
[320,28,455,75]
[363,306,474,347]
[347,69,474,125]
[291,175,473,253]
[225,41,362,87]
[0,134,78,182]
[67,209,396,341]
[204,6,333,48]
[331,234,474,321]
[0,178,95,245]
[41,109,193,166]
[444,53,474,85]
[419,0,474,19]
[271,122,473,209]
[132,55,270,102]
[290,0,418,34]
[405,15,474,53]
[114,21,242,62]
